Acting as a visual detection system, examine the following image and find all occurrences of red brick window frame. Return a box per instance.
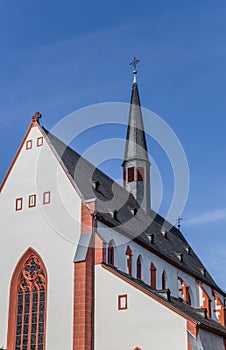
[37,136,44,147]
[15,198,23,211]
[28,194,36,208]
[118,294,128,310]
[128,167,135,182]
[137,167,144,182]
[26,140,32,150]
[43,191,51,205]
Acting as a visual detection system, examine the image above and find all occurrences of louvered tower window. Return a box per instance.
[137,167,144,182]
[128,167,135,182]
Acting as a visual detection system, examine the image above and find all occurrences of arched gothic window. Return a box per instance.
[136,256,142,280]
[7,248,47,350]
[150,263,157,288]
[186,288,191,305]
[108,240,115,266]
[178,277,191,305]
[162,271,166,289]
[126,245,133,276]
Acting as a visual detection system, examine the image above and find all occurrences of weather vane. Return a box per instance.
[129,57,140,83]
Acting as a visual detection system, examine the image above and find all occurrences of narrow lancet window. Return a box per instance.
[108,240,115,266]
[136,256,142,280]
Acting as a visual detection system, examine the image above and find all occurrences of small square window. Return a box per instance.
[43,191,51,205]
[16,198,23,211]
[28,194,36,208]
[118,294,128,310]
[26,140,32,150]
[37,137,43,147]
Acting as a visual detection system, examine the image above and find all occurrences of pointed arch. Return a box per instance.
[7,247,47,350]
[150,263,157,288]
[108,239,115,266]
[186,287,191,305]
[136,255,142,280]
[178,277,191,304]
[126,245,133,276]
[162,271,166,289]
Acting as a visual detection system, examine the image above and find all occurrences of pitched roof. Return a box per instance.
[42,126,225,295]
[103,264,226,338]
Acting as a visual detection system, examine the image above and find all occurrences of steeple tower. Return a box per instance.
[122,58,151,214]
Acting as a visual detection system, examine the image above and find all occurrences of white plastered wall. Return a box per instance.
[0,125,81,349]
[95,264,187,350]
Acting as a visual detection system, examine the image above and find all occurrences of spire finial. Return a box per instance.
[129,57,140,83]
[176,217,183,230]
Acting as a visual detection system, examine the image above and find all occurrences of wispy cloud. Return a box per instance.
[185,208,226,226]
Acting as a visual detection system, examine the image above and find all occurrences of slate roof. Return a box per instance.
[42,126,225,295]
[123,82,150,164]
[103,264,226,338]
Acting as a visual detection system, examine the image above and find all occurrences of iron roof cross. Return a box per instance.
[32,111,42,123]
[129,57,140,71]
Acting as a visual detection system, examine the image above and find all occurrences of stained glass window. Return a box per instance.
[11,251,47,350]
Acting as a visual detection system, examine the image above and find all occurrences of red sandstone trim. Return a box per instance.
[187,334,192,350]
[0,121,37,192]
[28,194,36,208]
[15,197,23,211]
[73,247,93,350]
[81,202,94,234]
[118,294,128,310]
[187,320,198,338]
[26,140,32,150]
[37,136,44,147]
[43,191,51,205]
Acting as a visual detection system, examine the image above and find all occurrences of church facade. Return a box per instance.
[1,71,226,350]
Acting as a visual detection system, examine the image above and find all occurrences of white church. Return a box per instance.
[1,64,226,350]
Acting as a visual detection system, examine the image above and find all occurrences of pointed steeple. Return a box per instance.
[123,82,150,164]
[122,59,151,214]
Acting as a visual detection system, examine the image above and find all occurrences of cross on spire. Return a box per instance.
[32,111,42,124]
[129,57,140,83]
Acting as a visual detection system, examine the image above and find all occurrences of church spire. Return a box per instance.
[122,59,151,214]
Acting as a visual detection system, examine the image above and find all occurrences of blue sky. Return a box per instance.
[1,1,226,289]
